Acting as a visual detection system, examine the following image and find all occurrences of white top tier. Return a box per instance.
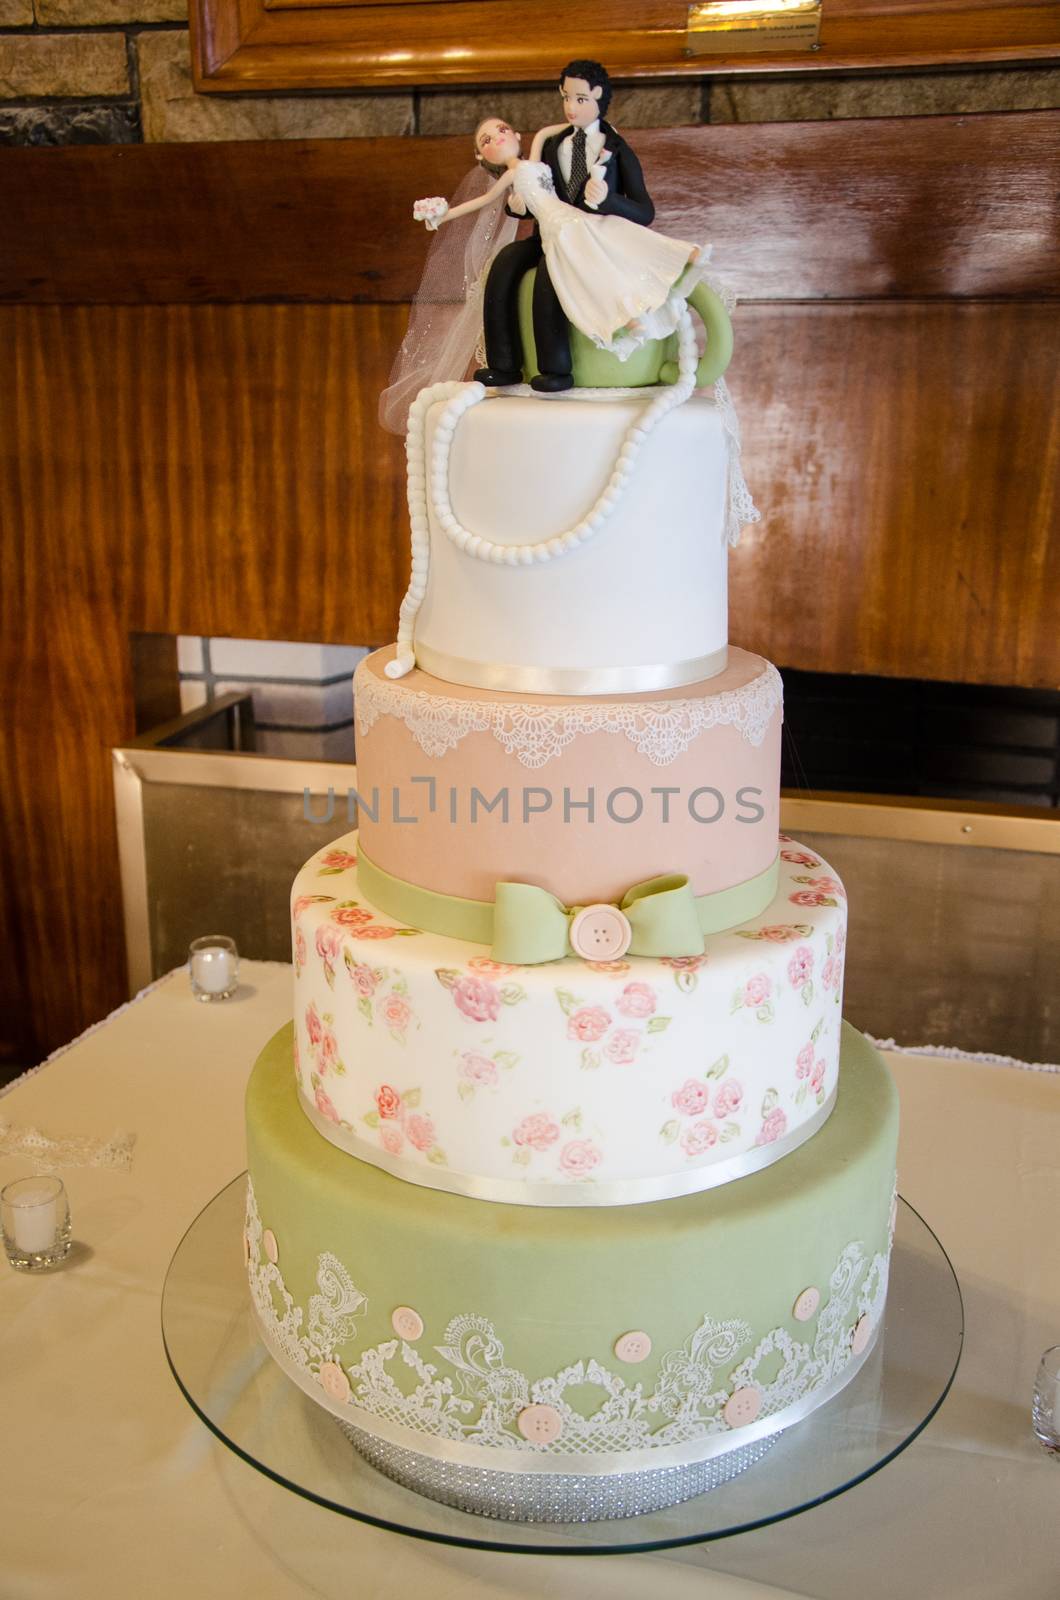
[411,392,730,696]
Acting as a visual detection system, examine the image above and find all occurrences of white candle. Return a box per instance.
[11,1184,59,1254]
[192,947,235,995]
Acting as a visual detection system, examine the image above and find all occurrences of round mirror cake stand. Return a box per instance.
[162,1178,963,1557]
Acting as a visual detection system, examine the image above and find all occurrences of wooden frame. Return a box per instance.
[191,0,1060,94]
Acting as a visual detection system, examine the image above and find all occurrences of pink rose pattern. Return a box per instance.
[378,991,412,1038]
[615,982,656,1019]
[314,1085,339,1124]
[714,1078,743,1117]
[672,1079,709,1117]
[435,967,527,1022]
[787,946,814,988]
[513,1112,560,1151]
[567,1005,611,1042]
[681,1120,718,1156]
[755,1106,789,1146]
[454,976,501,1022]
[318,849,358,876]
[363,1082,446,1166]
[461,1053,498,1086]
[294,926,307,977]
[604,1028,639,1065]
[559,1139,601,1177]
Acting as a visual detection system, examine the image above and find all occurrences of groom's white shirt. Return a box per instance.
[557,118,605,185]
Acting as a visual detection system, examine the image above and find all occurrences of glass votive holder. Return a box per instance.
[2,1175,72,1271]
[188,935,240,1003]
[1032,1345,1060,1457]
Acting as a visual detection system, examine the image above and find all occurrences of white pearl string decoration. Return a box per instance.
[385,307,698,680]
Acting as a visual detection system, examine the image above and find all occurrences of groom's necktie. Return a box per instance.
[569,127,589,200]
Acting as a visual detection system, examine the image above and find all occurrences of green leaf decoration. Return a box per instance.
[761,1087,779,1116]
[580,1047,601,1070]
[825,932,835,955]
[719,1121,740,1143]
[323,1012,334,1025]
[391,976,407,995]
[801,982,814,1006]
[795,1085,807,1106]
[705,1053,730,1081]
[324,963,335,990]
[427,1146,447,1166]
[561,1108,582,1129]
[434,968,460,990]
[675,969,699,993]
[755,1002,775,1023]
[554,988,581,1016]
[499,983,526,1006]
[646,1015,671,1033]
[811,1018,823,1044]
[363,1110,380,1128]
[310,1072,321,1091]
[512,1148,532,1167]
[457,1081,474,1101]
[500,1136,511,1147]
[334,1060,346,1077]
[660,1119,680,1144]
[494,1050,520,1070]
[336,899,361,910]
[396,927,422,936]
[403,1087,422,1109]
[317,866,345,876]
[357,997,373,1023]
[730,991,744,1013]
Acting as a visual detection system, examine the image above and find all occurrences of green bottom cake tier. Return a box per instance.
[245,1020,898,1521]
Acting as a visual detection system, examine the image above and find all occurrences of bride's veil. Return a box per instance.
[378,167,518,435]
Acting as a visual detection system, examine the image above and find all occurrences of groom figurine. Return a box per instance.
[475,60,655,394]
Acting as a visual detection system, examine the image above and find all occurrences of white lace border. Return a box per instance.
[251,1294,883,1477]
[299,1084,837,1208]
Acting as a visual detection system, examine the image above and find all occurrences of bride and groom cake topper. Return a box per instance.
[379,60,709,431]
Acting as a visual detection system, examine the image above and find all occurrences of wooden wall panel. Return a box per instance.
[3,113,1057,306]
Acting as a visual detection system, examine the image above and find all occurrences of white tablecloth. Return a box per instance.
[2,962,1058,1600]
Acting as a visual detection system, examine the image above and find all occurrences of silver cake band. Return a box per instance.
[299,1086,837,1208]
[252,1295,882,1478]
[413,642,730,697]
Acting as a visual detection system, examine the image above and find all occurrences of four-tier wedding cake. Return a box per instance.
[244,295,898,1522]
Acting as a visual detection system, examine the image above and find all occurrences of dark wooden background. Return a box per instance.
[2,109,1058,1064]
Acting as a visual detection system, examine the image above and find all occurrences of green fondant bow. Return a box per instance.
[492,875,705,964]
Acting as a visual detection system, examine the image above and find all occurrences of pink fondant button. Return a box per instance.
[263,1228,279,1265]
[392,1305,424,1341]
[318,1361,351,1404]
[723,1386,762,1429]
[614,1330,652,1364]
[569,904,633,960]
[851,1314,872,1356]
[517,1403,563,1444]
[793,1287,820,1323]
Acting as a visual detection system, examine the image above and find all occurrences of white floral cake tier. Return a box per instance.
[291,832,848,1205]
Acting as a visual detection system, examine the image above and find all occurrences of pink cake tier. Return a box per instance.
[353,646,783,931]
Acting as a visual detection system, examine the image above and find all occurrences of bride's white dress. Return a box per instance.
[512,159,705,360]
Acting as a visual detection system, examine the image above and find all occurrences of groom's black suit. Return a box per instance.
[479,121,655,383]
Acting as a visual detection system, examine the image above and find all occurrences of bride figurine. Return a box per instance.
[414,118,707,364]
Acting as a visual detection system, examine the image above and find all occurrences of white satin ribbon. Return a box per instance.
[250,1291,884,1478]
[299,1085,837,1208]
[413,642,730,697]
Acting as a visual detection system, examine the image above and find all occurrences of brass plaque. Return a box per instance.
[687,0,821,55]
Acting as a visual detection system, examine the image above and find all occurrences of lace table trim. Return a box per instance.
[246,1177,889,1467]
[355,659,783,769]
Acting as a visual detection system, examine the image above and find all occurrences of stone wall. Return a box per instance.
[0,9,1057,146]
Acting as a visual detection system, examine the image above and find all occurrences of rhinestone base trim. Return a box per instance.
[336,1418,779,1523]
